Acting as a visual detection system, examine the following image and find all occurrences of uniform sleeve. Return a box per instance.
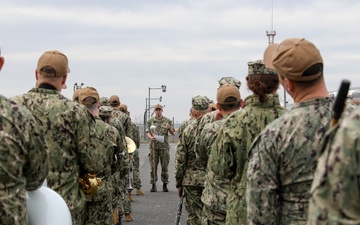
[24,117,49,191]
[77,107,103,174]
[246,130,279,225]
[174,128,188,187]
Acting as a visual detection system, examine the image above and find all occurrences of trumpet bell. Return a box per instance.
[125,136,137,153]
[27,186,72,225]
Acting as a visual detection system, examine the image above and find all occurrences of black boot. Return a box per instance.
[150,183,157,192]
[163,183,169,192]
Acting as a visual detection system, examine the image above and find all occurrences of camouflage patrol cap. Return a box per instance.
[78,87,99,106]
[37,50,70,77]
[192,95,210,111]
[99,106,113,117]
[218,77,241,89]
[72,88,82,102]
[109,95,120,106]
[99,97,110,106]
[217,84,241,104]
[247,59,276,75]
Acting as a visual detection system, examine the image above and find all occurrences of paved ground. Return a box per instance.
[122,143,188,225]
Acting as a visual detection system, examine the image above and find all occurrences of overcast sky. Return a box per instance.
[1,0,359,123]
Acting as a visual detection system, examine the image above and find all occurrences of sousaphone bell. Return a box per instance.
[125,136,136,154]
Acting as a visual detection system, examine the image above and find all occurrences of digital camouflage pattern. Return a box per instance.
[147,115,173,184]
[0,95,48,225]
[11,87,102,225]
[130,122,142,189]
[198,118,226,225]
[175,119,204,225]
[192,95,210,111]
[308,107,360,225]
[218,76,241,88]
[85,117,121,225]
[177,117,195,139]
[247,59,277,75]
[247,97,334,225]
[111,109,133,138]
[211,94,285,225]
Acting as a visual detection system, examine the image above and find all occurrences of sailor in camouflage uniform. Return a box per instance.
[209,60,285,225]
[109,95,133,138]
[79,87,122,225]
[99,106,128,225]
[177,108,195,139]
[308,107,360,224]
[0,50,49,225]
[246,38,336,224]
[11,50,103,225]
[146,103,175,192]
[175,95,210,225]
[120,104,144,199]
[199,84,243,225]
[197,77,242,129]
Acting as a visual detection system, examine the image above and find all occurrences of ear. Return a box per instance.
[216,103,222,111]
[97,102,101,109]
[35,70,39,80]
[62,75,67,85]
[240,99,245,108]
[0,57,4,71]
[284,78,294,92]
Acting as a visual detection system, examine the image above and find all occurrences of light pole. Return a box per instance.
[148,85,166,120]
[73,82,84,92]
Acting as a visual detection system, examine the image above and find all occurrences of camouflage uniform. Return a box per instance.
[85,117,122,225]
[130,122,142,190]
[177,118,195,139]
[107,115,130,220]
[246,97,334,225]
[147,116,173,184]
[11,87,101,225]
[175,119,205,225]
[0,95,48,225]
[111,109,133,138]
[175,96,209,225]
[308,107,360,224]
[199,118,227,225]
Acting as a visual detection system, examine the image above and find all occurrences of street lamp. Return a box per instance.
[148,85,166,120]
[73,82,84,92]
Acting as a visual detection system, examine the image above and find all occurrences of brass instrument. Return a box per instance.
[126,136,136,191]
[79,173,102,196]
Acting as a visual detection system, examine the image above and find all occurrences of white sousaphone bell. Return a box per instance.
[125,136,137,154]
[26,180,72,225]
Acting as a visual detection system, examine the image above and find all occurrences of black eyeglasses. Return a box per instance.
[155,108,161,111]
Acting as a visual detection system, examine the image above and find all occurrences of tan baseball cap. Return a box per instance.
[263,38,323,81]
[154,103,163,110]
[217,84,241,104]
[72,88,82,101]
[120,103,128,112]
[109,95,120,106]
[78,87,99,106]
[37,50,70,77]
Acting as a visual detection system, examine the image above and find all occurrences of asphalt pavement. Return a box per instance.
[124,142,188,225]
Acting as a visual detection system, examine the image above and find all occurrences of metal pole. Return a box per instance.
[148,88,151,120]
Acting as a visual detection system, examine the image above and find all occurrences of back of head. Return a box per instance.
[109,95,120,107]
[264,38,323,82]
[192,95,210,114]
[37,50,70,77]
[99,97,110,106]
[246,59,279,102]
[120,104,128,113]
[217,84,241,111]
[78,87,100,107]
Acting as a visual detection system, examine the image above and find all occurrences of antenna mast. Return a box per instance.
[266,0,276,45]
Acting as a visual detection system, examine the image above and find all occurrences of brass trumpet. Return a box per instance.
[79,173,102,196]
